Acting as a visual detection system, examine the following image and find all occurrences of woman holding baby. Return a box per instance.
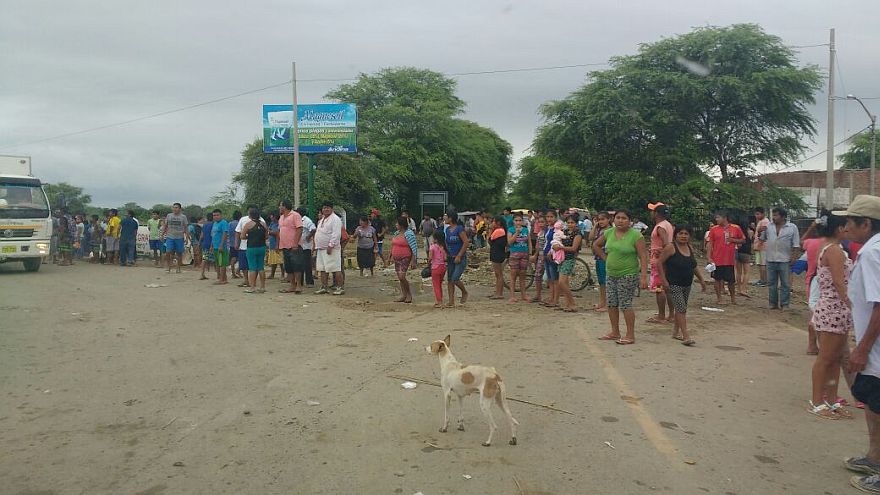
[593,209,648,345]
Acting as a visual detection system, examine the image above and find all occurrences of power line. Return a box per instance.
[0,62,608,151]
[790,43,830,49]
[773,124,871,173]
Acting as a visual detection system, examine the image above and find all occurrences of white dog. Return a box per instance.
[426,335,518,446]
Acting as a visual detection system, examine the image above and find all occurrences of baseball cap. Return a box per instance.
[834,195,880,220]
[647,202,666,211]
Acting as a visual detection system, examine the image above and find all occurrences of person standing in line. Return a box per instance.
[354,215,378,277]
[199,214,213,280]
[89,215,103,263]
[444,209,471,308]
[119,209,138,266]
[57,208,76,266]
[706,211,745,306]
[657,225,707,346]
[801,217,826,356]
[401,209,417,232]
[757,207,800,310]
[240,207,269,294]
[590,212,612,313]
[594,209,648,345]
[507,212,533,303]
[501,206,514,231]
[162,203,189,274]
[530,215,547,304]
[753,207,770,286]
[419,214,436,259]
[188,216,203,269]
[391,216,418,303]
[277,201,304,293]
[542,208,561,308]
[147,210,162,266]
[228,211,241,278]
[487,216,508,300]
[265,212,283,280]
[647,203,675,324]
[554,214,583,312]
[105,208,121,266]
[735,219,755,298]
[234,207,254,287]
[296,207,316,288]
[429,230,448,308]
[314,202,344,295]
[807,213,854,419]
[473,212,486,250]
[209,209,229,285]
[74,214,85,260]
[370,208,388,267]
[839,196,880,491]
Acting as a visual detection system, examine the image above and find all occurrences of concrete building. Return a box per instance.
[759,169,880,210]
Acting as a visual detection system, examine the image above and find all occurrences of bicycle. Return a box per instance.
[503,254,594,292]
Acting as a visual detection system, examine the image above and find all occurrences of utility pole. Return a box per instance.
[292,62,301,208]
[825,28,835,208]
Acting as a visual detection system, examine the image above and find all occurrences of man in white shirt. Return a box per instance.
[841,195,880,490]
[234,206,254,287]
[296,207,317,288]
[314,202,344,295]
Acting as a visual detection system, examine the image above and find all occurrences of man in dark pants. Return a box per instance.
[119,209,139,266]
[296,207,316,287]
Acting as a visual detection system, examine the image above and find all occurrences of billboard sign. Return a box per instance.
[263,103,357,154]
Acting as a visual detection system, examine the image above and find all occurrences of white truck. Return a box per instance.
[0,155,52,272]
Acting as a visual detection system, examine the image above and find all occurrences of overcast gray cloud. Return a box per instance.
[1,0,878,207]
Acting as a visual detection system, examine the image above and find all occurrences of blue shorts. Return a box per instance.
[447,254,467,282]
[545,260,560,281]
[246,246,266,272]
[595,258,607,285]
[238,249,249,270]
[165,238,185,254]
[149,239,162,251]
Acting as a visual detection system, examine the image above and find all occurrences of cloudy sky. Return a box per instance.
[1,0,878,207]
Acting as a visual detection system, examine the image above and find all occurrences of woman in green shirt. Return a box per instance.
[593,209,648,345]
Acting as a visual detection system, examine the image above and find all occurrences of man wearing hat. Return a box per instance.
[840,195,880,491]
[647,203,675,323]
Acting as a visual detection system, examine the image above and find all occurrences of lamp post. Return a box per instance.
[847,94,878,196]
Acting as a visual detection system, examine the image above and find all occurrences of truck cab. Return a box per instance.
[0,156,52,272]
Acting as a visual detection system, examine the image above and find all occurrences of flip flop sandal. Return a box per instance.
[829,402,854,419]
[672,335,684,341]
[645,317,667,324]
[616,339,635,345]
[278,288,296,293]
[598,334,619,341]
[808,401,839,419]
[243,289,256,294]
[681,339,696,346]
[562,308,578,313]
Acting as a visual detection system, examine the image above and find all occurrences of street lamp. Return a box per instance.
[847,94,878,196]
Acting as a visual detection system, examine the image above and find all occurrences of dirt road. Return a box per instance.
[0,260,866,494]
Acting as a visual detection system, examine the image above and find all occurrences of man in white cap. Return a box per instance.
[840,195,880,491]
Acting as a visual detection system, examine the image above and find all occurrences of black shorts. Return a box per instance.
[852,374,880,414]
[711,265,735,284]
[283,248,307,274]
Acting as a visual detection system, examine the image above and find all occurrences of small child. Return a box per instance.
[429,230,448,308]
[550,220,566,264]
[590,212,611,312]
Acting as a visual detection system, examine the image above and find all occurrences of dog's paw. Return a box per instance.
[457,424,465,431]
[481,442,491,447]
[439,427,448,433]
[509,437,517,446]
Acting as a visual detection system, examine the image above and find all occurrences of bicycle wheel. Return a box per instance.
[569,257,591,292]
[525,261,536,289]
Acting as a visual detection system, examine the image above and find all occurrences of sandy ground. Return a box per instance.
[0,255,868,494]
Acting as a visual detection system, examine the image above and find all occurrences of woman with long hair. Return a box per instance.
[593,209,648,344]
[240,207,269,294]
[488,216,508,300]
[507,212,533,302]
[808,212,855,419]
[445,210,471,307]
[391,216,418,303]
[657,225,707,346]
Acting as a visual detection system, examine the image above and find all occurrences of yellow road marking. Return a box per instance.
[577,327,682,464]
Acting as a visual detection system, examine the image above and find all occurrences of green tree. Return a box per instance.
[509,156,586,209]
[43,182,91,212]
[840,130,879,169]
[535,24,822,181]
[118,202,148,221]
[150,204,172,216]
[182,204,204,221]
[326,67,512,209]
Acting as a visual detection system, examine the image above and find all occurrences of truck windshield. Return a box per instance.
[0,183,50,219]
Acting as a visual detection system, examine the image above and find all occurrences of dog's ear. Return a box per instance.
[443,334,451,347]
[430,342,440,354]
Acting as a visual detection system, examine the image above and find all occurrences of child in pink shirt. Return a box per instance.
[429,231,448,308]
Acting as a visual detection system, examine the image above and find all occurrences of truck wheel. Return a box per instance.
[23,258,41,272]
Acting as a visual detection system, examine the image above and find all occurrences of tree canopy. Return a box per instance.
[840,130,879,170]
[44,182,92,213]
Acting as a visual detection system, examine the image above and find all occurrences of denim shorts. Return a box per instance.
[447,254,467,282]
[149,239,162,251]
[545,259,559,281]
[238,248,249,270]
[165,237,185,254]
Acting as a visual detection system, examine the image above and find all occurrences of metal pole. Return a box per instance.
[825,28,835,208]
[872,118,877,196]
[307,154,315,219]
[292,62,301,208]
